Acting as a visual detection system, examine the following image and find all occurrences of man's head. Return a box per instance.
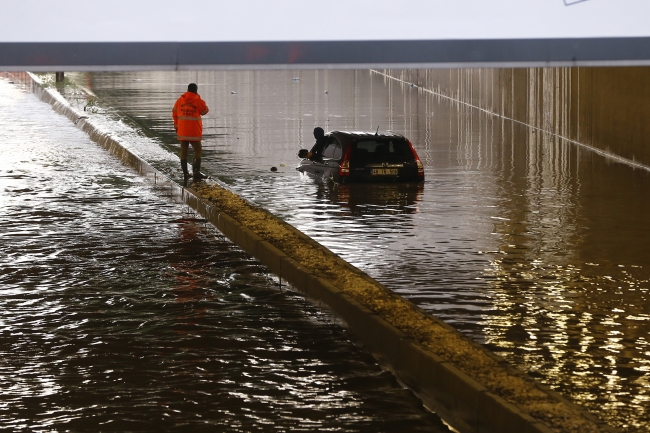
[188,83,198,93]
[313,127,325,139]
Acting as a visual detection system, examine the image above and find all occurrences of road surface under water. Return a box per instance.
[53,69,650,432]
[0,76,449,432]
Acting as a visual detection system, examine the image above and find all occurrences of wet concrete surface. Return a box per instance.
[0,77,450,432]
[47,69,650,432]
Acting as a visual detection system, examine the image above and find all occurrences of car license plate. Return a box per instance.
[372,168,398,175]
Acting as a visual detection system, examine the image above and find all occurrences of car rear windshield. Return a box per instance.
[351,139,414,163]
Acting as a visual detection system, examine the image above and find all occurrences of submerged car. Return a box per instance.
[297,131,424,183]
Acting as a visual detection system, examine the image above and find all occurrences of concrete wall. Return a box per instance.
[382,67,650,168]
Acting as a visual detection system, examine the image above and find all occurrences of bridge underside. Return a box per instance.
[1,39,650,71]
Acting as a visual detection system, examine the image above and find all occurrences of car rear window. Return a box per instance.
[351,139,414,163]
[322,140,343,159]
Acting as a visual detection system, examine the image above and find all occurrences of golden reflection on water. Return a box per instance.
[473,115,650,430]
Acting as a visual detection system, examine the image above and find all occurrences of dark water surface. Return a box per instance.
[51,69,650,432]
[0,77,449,432]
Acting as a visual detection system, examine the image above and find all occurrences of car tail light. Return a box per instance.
[408,140,425,178]
[416,159,424,176]
[339,145,352,177]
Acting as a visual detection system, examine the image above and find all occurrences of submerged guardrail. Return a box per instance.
[15,71,620,433]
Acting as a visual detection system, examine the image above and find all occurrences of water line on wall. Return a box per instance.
[370,69,650,173]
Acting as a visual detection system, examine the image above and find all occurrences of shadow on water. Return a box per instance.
[314,182,424,217]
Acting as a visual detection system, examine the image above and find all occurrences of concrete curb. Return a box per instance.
[21,72,618,433]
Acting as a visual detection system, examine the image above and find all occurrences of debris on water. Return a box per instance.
[270,167,277,172]
[9,188,33,193]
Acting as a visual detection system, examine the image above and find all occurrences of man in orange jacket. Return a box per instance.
[172,83,210,180]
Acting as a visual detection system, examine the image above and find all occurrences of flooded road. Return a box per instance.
[55,69,650,432]
[0,77,449,431]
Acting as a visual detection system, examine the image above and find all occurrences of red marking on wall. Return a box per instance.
[246,45,271,62]
[287,44,305,63]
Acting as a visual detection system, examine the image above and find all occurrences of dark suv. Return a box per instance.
[297,131,424,183]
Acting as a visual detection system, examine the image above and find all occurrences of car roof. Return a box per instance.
[327,130,407,141]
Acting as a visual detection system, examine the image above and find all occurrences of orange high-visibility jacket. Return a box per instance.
[172,92,208,142]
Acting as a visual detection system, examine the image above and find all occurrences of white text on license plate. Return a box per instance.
[372,168,398,175]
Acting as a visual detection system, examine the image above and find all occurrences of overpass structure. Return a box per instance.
[1,0,649,70]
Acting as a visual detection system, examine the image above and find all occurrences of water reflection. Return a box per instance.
[51,69,650,431]
[0,77,448,431]
[313,182,424,217]
[472,110,650,431]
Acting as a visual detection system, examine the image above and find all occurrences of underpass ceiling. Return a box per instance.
[2,0,649,69]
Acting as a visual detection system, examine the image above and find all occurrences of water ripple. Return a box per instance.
[65,69,650,431]
[0,77,447,432]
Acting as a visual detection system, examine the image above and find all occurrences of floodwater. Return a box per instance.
[0,77,450,432]
[49,69,650,432]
